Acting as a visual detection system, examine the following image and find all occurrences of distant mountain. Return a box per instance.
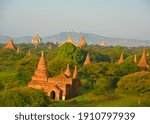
[0,32,150,47]
[0,36,32,44]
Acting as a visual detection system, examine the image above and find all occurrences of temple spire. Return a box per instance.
[32,33,42,48]
[16,46,20,53]
[4,37,16,50]
[32,51,49,82]
[84,53,91,65]
[73,66,78,78]
[118,52,124,64]
[138,50,149,71]
[134,54,137,63]
[65,35,77,46]
[77,34,87,48]
[38,51,46,69]
[64,64,72,77]
[66,35,73,42]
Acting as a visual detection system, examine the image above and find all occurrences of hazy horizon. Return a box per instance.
[0,0,150,40]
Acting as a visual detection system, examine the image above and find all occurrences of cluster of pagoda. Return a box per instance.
[27,51,90,100]
[85,50,149,71]
[2,36,90,65]
[31,33,88,48]
[2,36,150,100]
[59,34,87,48]
[3,37,20,53]
[3,37,149,71]
[118,51,149,71]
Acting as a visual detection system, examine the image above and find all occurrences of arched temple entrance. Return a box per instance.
[50,91,56,100]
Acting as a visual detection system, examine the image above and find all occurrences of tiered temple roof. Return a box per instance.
[48,73,72,84]
[4,37,16,50]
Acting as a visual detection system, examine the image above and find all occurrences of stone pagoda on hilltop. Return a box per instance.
[77,34,87,48]
[32,33,42,48]
[118,52,124,64]
[138,50,149,71]
[28,52,81,100]
[4,37,16,50]
[65,35,77,46]
[84,53,91,65]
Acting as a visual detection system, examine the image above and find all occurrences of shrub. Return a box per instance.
[0,88,50,107]
[116,72,150,96]
[93,78,112,95]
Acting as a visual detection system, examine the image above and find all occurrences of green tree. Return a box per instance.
[113,45,123,52]
[79,62,119,93]
[0,88,50,107]
[57,43,86,65]
[0,82,4,91]
[93,78,112,95]
[47,57,70,76]
[116,72,150,96]
[115,62,140,76]
[16,56,38,72]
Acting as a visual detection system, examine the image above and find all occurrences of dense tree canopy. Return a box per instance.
[0,88,50,107]
[114,62,140,76]
[57,43,86,65]
[0,42,150,106]
[116,72,150,96]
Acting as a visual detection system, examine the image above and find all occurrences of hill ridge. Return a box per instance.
[0,32,150,47]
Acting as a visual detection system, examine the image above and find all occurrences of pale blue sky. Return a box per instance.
[0,0,150,40]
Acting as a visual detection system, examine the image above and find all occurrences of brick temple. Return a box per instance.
[28,52,81,100]
[77,34,87,48]
[84,53,91,65]
[118,52,124,64]
[65,35,77,46]
[4,37,16,50]
[138,50,149,71]
[32,33,42,48]
[64,34,87,48]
